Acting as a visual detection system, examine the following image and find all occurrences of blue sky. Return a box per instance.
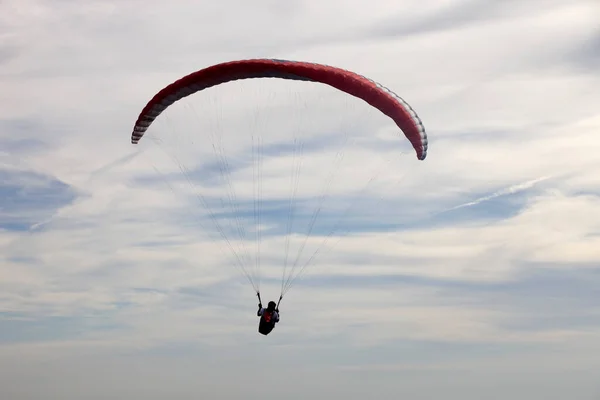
[1,0,600,399]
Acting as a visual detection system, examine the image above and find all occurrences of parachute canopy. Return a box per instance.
[131,58,428,160]
[129,58,429,302]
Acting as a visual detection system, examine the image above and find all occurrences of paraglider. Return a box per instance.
[131,58,428,160]
[257,300,280,336]
[130,58,428,335]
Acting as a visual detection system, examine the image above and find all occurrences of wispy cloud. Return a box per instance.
[1,0,599,398]
[439,175,553,212]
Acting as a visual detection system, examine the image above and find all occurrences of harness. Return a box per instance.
[263,310,273,323]
[257,293,281,327]
[262,310,273,323]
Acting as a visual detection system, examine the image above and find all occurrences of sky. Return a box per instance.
[1,0,600,399]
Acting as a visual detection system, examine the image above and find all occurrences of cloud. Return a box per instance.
[0,169,78,231]
[565,27,600,72]
[1,0,599,398]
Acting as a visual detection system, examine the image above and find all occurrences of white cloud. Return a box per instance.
[1,0,599,398]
